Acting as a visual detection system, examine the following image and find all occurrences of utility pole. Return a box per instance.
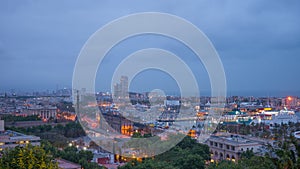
[76,90,80,122]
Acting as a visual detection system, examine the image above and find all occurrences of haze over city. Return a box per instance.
[0,0,300,97]
[2,1,300,169]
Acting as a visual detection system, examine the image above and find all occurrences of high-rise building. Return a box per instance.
[114,83,121,99]
[120,76,128,98]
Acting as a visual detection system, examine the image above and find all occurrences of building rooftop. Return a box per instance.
[56,159,81,169]
[209,133,263,146]
[27,105,57,110]
[0,130,40,142]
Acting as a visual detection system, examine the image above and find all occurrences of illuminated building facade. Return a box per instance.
[207,133,263,163]
[102,112,133,136]
[26,105,57,120]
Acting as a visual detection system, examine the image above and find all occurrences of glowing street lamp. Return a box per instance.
[286,96,294,109]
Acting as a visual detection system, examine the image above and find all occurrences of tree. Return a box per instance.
[238,156,276,169]
[207,156,276,169]
[0,144,59,169]
[120,159,176,169]
[64,122,86,138]
[240,150,254,159]
[132,132,142,138]
[207,160,240,169]
[174,153,205,169]
[120,136,209,169]
[1,115,41,122]
[59,146,103,169]
[41,140,59,158]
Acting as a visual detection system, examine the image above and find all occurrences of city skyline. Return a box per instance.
[1,1,300,168]
[0,1,300,97]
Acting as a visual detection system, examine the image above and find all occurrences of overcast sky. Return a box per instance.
[0,0,299,96]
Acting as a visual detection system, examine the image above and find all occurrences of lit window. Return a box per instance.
[226,154,230,160]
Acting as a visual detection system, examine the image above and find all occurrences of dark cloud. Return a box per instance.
[0,0,299,96]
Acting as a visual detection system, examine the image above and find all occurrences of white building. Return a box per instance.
[0,129,40,151]
[26,105,57,120]
[254,109,299,126]
[207,133,264,162]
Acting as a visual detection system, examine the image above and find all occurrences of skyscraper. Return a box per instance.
[114,76,128,99]
[120,76,128,99]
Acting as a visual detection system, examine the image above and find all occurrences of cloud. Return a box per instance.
[0,0,299,95]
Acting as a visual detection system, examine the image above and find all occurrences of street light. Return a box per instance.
[287,96,293,109]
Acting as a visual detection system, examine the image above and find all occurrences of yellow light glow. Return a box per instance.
[288,96,292,101]
[264,107,272,111]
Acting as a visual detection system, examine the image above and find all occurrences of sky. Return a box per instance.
[0,0,300,96]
